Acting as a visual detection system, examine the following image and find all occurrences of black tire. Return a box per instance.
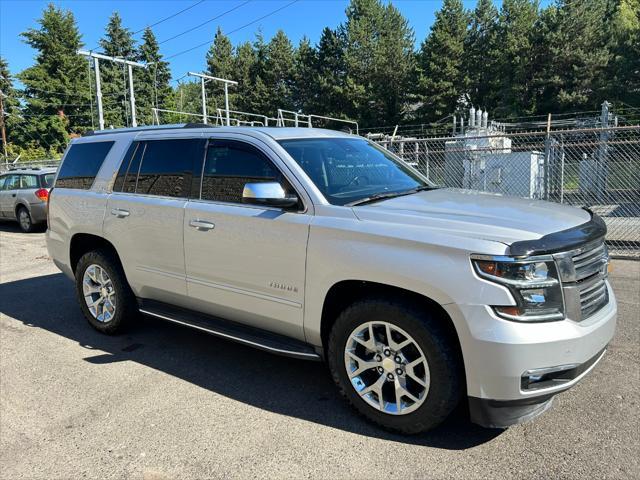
[327,297,463,434]
[16,206,34,233]
[74,249,138,334]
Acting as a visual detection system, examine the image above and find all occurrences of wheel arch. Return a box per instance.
[319,280,464,367]
[69,233,122,274]
[14,202,29,218]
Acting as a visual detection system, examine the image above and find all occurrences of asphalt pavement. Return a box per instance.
[0,223,638,479]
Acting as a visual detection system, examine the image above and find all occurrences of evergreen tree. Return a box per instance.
[234,41,259,115]
[137,27,172,125]
[206,27,236,120]
[262,30,295,115]
[315,27,347,118]
[18,4,90,153]
[341,0,415,126]
[607,0,640,107]
[416,0,469,123]
[99,12,137,128]
[0,57,23,154]
[536,0,612,113]
[489,0,539,118]
[465,0,498,110]
[292,37,319,113]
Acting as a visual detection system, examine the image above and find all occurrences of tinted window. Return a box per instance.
[201,141,281,203]
[42,174,55,188]
[20,175,38,189]
[135,139,203,198]
[56,141,114,189]
[279,138,428,206]
[113,141,143,193]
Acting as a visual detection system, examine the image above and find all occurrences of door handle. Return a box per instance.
[111,208,130,218]
[11,194,16,197]
[189,219,215,231]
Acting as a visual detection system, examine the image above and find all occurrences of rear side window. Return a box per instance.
[56,141,114,189]
[41,174,55,188]
[130,139,203,198]
[20,175,38,189]
[201,140,281,203]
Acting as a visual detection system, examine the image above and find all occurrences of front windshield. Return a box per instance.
[278,137,430,206]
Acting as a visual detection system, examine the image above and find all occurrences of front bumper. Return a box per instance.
[444,281,617,427]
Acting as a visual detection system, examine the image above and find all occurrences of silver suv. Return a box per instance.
[46,125,616,434]
[0,167,56,232]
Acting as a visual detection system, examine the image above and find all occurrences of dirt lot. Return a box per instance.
[0,223,638,480]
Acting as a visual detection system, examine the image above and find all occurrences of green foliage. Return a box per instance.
[17,3,90,152]
[99,12,137,128]
[5,0,639,154]
[417,0,469,123]
[137,28,172,125]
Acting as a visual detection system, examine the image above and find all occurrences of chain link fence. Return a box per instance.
[373,125,640,258]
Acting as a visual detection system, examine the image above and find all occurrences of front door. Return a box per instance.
[184,138,311,340]
[0,174,19,218]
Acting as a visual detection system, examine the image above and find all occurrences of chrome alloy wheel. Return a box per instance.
[344,321,430,415]
[82,264,116,322]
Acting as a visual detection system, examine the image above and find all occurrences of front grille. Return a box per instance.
[578,276,609,319]
[572,242,607,281]
[555,239,610,322]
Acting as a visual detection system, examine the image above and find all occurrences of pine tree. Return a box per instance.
[206,27,236,120]
[137,27,172,125]
[465,0,498,111]
[234,41,259,115]
[536,0,612,113]
[416,0,469,123]
[315,27,347,119]
[292,37,319,114]
[489,0,539,118]
[0,56,23,154]
[341,0,414,126]
[18,4,90,154]
[99,12,137,128]
[262,30,295,115]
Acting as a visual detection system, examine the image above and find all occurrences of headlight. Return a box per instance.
[471,255,564,322]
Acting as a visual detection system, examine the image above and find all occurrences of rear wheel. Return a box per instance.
[75,249,137,334]
[17,207,34,233]
[328,298,463,434]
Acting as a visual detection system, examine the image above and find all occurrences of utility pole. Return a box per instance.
[187,72,238,126]
[0,89,7,160]
[78,50,146,129]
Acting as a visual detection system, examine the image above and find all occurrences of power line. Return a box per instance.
[165,0,301,61]
[133,0,207,35]
[159,0,252,46]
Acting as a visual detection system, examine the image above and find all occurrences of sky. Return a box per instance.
[0,0,486,85]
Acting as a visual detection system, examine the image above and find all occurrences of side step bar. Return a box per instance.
[138,300,322,361]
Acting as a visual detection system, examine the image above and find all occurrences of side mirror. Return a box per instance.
[242,182,299,208]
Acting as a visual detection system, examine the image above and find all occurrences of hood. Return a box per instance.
[352,188,591,246]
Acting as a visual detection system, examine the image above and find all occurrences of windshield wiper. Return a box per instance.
[347,185,438,207]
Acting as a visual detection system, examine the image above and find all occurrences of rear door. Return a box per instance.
[104,136,205,303]
[183,137,312,340]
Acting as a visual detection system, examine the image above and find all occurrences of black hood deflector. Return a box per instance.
[508,209,607,257]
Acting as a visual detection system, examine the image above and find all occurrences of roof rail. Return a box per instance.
[83,123,217,136]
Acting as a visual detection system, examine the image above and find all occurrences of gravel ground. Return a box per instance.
[0,223,638,480]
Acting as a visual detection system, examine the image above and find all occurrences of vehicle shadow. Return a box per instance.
[0,272,503,449]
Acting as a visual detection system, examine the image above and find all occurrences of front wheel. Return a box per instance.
[328,298,463,434]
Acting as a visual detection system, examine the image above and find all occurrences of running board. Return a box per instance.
[138,300,321,361]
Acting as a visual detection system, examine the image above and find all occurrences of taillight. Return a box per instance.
[35,188,49,201]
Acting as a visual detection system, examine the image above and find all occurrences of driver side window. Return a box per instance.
[200,140,283,204]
